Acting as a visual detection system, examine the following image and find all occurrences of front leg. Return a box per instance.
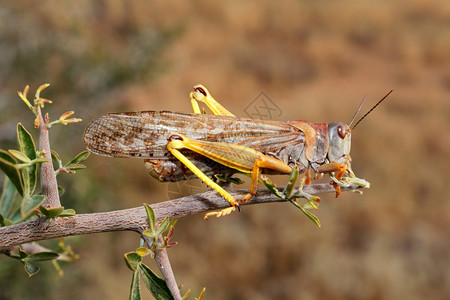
[329,166,370,191]
[317,162,370,196]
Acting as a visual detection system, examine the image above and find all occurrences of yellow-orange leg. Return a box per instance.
[189,84,235,116]
[305,169,312,185]
[167,133,292,218]
[237,154,293,204]
[167,137,239,219]
[317,162,347,197]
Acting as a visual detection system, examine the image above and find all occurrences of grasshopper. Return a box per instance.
[84,85,391,219]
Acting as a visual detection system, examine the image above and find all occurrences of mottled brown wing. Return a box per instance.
[83,111,300,159]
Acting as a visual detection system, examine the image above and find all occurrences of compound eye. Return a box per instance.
[337,125,349,139]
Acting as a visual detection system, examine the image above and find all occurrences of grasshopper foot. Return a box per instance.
[330,170,370,194]
[204,206,237,219]
[329,167,370,197]
[236,192,255,204]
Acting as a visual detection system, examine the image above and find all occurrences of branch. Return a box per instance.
[0,183,363,252]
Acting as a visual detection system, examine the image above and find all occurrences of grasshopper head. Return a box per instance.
[327,122,351,164]
[326,90,393,165]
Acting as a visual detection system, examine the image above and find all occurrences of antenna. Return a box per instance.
[348,94,367,128]
[352,90,393,131]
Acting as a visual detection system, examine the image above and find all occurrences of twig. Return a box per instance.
[0,183,363,252]
[36,105,61,208]
[143,236,182,300]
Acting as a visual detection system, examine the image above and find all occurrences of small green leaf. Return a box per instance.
[24,262,40,277]
[22,251,59,262]
[66,151,90,166]
[0,214,13,227]
[58,186,65,196]
[58,151,89,174]
[262,177,285,198]
[290,200,321,228]
[51,150,63,171]
[140,263,174,300]
[144,203,156,233]
[17,85,34,111]
[17,123,37,197]
[65,164,86,171]
[52,260,64,277]
[168,219,177,230]
[21,195,45,218]
[17,124,36,160]
[214,175,244,185]
[18,247,28,259]
[1,177,18,216]
[58,208,76,217]
[8,150,31,163]
[136,247,152,257]
[130,269,142,300]
[154,217,170,237]
[0,150,24,196]
[142,229,157,239]
[284,166,299,198]
[124,252,142,271]
[51,150,61,163]
[39,206,65,219]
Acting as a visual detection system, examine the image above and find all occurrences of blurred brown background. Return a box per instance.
[0,1,449,299]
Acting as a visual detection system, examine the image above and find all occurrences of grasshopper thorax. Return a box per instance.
[327,122,351,164]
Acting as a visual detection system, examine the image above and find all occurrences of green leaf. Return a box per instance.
[124,252,142,271]
[8,150,31,163]
[290,200,321,228]
[154,217,170,237]
[1,177,18,216]
[22,251,60,262]
[51,150,62,165]
[142,229,156,239]
[136,247,153,257]
[39,206,65,219]
[140,263,174,300]
[144,203,156,233]
[65,164,86,171]
[52,260,64,277]
[18,247,28,259]
[0,214,13,227]
[58,186,65,196]
[21,195,45,218]
[261,177,285,198]
[66,151,90,166]
[51,150,63,173]
[130,269,142,300]
[168,219,177,229]
[58,208,76,217]
[0,150,24,196]
[17,123,37,197]
[59,151,89,173]
[24,262,40,277]
[284,166,299,198]
[214,174,244,185]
